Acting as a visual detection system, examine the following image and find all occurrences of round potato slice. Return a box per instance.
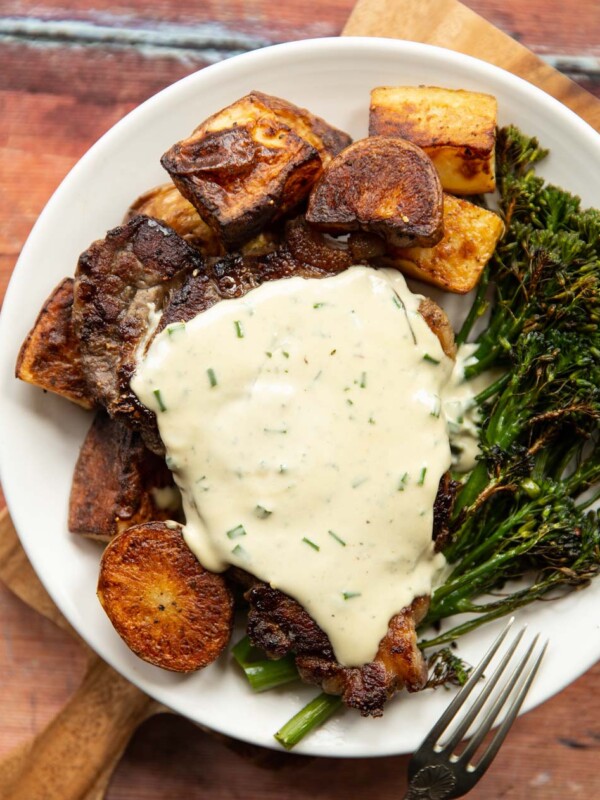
[306,136,443,248]
[98,521,234,672]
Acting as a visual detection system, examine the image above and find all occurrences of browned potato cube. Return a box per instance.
[161,91,352,250]
[98,522,234,672]
[380,194,504,294]
[306,137,443,248]
[69,412,181,541]
[369,86,497,194]
[16,277,94,409]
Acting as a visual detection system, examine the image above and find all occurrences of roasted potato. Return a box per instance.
[306,137,444,248]
[16,277,94,409]
[161,91,352,250]
[369,86,497,194]
[69,412,181,541]
[380,194,504,294]
[98,522,234,672]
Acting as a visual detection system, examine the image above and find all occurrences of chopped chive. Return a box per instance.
[207,368,218,388]
[418,467,427,486]
[328,530,346,547]
[342,591,361,600]
[392,291,417,344]
[313,302,325,309]
[346,398,354,406]
[423,353,440,365]
[153,389,167,412]
[279,464,288,473]
[282,351,290,359]
[430,395,442,418]
[234,320,245,338]
[330,349,337,356]
[302,537,320,552]
[359,372,367,388]
[165,455,178,471]
[167,321,185,336]
[226,524,247,539]
[398,472,409,491]
[368,417,376,425]
[313,370,322,382]
[255,505,272,519]
[352,477,368,488]
[265,351,273,358]
[264,427,288,434]
[231,543,247,558]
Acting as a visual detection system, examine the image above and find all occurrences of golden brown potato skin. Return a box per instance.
[98,522,234,672]
[381,194,504,294]
[69,413,180,541]
[369,86,497,194]
[16,277,94,409]
[161,91,351,250]
[306,137,444,248]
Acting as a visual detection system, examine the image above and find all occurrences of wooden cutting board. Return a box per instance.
[1,1,599,797]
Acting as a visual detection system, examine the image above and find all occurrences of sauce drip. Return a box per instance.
[132,266,453,666]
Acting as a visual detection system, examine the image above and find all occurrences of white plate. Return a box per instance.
[1,38,600,758]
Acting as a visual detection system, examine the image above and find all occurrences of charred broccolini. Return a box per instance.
[422,126,600,647]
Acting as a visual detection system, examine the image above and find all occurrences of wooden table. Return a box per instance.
[1,1,600,797]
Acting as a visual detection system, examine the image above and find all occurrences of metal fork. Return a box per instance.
[404,619,547,799]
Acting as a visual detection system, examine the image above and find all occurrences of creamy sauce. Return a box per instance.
[132,266,455,666]
[443,344,501,473]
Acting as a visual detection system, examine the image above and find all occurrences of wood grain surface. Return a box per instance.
[1,1,600,798]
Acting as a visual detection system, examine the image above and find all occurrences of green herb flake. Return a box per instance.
[398,472,409,491]
[264,427,288,434]
[342,591,361,600]
[423,353,440,365]
[430,395,442,418]
[359,372,367,388]
[231,544,247,559]
[265,351,273,358]
[368,417,376,425]
[418,467,427,486]
[313,302,326,309]
[330,349,337,356]
[328,530,346,547]
[255,505,272,519]
[167,322,185,337]
[302,537,320,552]
[153,389,167,412]
[226,524,247,540]
[207,368,218,388]
[234,320,245,338]
[346,398,354,406]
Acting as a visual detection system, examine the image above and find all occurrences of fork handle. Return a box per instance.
[403,763,459,799]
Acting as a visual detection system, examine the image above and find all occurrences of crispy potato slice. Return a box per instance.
[161,91,352,250]
[69,412,181,541]
[306,137,443,248]
[126,183,224,256]
[369,86,497,195]
[380,194,504,294]
[16,277,94,409]
[98,522,234,672]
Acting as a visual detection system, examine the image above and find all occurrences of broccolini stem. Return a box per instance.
[274,693,343,750]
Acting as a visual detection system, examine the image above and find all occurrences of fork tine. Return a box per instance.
[458,633,539,764]
[470,639,548,776]
[420,618,515,749]
[438,626,526,754]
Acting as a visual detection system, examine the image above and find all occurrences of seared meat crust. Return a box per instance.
[242,576,430,716]
[72,215,204,452]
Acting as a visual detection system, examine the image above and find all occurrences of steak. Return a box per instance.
[72,212,457,714]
